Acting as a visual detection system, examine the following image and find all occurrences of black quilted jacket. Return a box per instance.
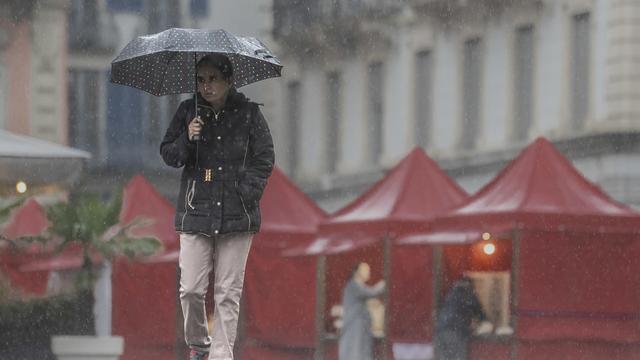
[160,89,274,236]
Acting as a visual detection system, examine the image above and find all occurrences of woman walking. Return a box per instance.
[160,53,274,360]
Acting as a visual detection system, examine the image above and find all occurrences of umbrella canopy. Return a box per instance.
[110,28,282,95]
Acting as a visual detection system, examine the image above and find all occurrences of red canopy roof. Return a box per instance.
[119,175,179,252]
[402,137,640,244]
[0,199,51,295]
[1,198,54,257]
[289,147,468,255]
[1,198,49,242]
[257,167,327,240]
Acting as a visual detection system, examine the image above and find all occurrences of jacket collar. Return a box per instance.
[195,88,248,111]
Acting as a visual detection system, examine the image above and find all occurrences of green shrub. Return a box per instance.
[0,291,94,352]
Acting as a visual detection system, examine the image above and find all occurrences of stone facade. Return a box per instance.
[270,0,640,210]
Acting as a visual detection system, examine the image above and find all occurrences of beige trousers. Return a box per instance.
[179,232,253,360]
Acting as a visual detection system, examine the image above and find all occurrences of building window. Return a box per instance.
[571,12,590,130]
[148,0,181,32]
[68,70,101,164]
[287,81,301,177]
[0,53,6,129]
[326,72,342,173]
[107,83,146,167]
[146,96,178,164]
[367,62,384,163]
[513,25,534,142]
[69,0,98,48]
[190,0,209,17]
[273,0,320,38]
[460,38,483,151]
[414,50,433,148]
[107,0,144,12]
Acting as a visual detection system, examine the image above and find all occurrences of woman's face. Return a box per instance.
[196,64,230,105]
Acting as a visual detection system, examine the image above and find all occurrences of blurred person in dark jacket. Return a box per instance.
[435,276,492,360]
[160,54,274,360]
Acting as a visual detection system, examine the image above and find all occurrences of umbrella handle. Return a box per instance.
[193,53,201,170]
[192,53,202,142]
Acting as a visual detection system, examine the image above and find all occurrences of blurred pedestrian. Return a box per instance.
[434,276,492,360]
[160,53,274,360]
[339,262,386,360]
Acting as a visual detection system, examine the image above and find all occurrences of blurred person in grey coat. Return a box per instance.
[338,262,386,360]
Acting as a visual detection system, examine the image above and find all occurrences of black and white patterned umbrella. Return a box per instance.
[110,28,282,96]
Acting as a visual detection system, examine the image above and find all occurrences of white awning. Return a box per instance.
[0,130,91,187]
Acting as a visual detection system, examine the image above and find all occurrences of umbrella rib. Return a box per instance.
[159,51,181,95]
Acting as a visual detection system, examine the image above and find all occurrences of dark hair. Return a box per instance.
[197,54,233,81]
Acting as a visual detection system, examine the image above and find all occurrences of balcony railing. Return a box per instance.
[0,0,37,22]
[273,0,401,53]
[409,0,541,18]
[274,0,401,37]
[68,1,118,52]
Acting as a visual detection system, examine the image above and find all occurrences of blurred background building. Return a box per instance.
[3,0,640,212]
[0,0,89,197]
[269,0,640,211]
[0,0,68,143]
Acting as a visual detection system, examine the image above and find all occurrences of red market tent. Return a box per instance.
[400,137,640,359]
[111,170,328,360]
[2,199,49,240]
[8,176,183,360]
[19,243,103,272]
[112,255,180,360]
[240,167,328,359]
[288,147,468,356]
[291,148,467,256]
[112,175,180,360]
[0,198,50,296]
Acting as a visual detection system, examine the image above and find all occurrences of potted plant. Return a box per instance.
[16,193,161,360]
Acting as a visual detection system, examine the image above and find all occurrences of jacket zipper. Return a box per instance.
[239,133,252,232]
[238,192,251,232]
[181,179,195,231]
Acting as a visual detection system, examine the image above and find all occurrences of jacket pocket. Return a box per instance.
[235,183,252,232]
[182,179,211,229]
[188,200,211,217]
[236,180,261,208]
